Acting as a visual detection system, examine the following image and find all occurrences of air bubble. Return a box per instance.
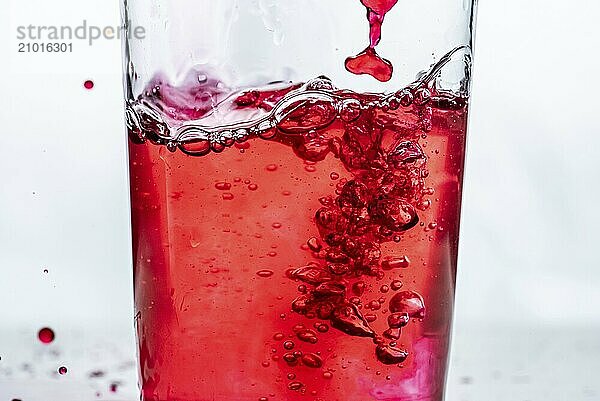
[388,312,410,328]
[390,280,403,291]
[388,291,425,318]
[215,182,232,191]
[210,142,226,153]
[352,281,366,296]
[364,314,377,322]
[301,353,323,368]
[235,129,248,139]
[365,300,378,310]
[288,264,332,285]
[273,93,337,134]
[383,327,401,340]
[256,270,274,278]
[296,329,318,344]
[330,303,374,337]
[316,323,329,333]
[257,119,275,133]
[219,130,235,146]
[381,256,410,270]
[417,199,432,211]
[376,345,408,364]
[258,127,277,140]
[388,141,424,166]
[386,96,400,110]
[398,89,413,107]
[166,142,177,152]
[307,237,322,252]
[283,353,298,365]
[288,381,304,391]
[58,366,68,375]
[414,88,431,105]
[235,142,250,150]
[339,98,362,122]
[179,139,211,156]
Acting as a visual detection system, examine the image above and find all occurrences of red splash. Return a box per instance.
[345,0,399,81]
[345,48,393,82]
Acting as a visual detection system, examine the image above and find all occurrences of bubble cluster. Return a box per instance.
[263,82,433,363]
[124,75,436,158]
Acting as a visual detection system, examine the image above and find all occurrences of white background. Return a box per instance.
[1,0,599,400]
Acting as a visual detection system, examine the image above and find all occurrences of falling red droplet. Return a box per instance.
[345,48,393,82]
[38,327,55,344]
[361,0,398,14]
[346,0,398,80]
[58,366,68,375]
[84,80,94,90]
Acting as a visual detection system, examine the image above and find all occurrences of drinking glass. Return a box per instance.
[121,1,477,400]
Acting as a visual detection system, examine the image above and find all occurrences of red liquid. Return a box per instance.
[127,75,467,401]
[38,327,55,344]
[345,0,398,81]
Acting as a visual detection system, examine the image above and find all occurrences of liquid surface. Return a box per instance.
[127,49,469,401]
